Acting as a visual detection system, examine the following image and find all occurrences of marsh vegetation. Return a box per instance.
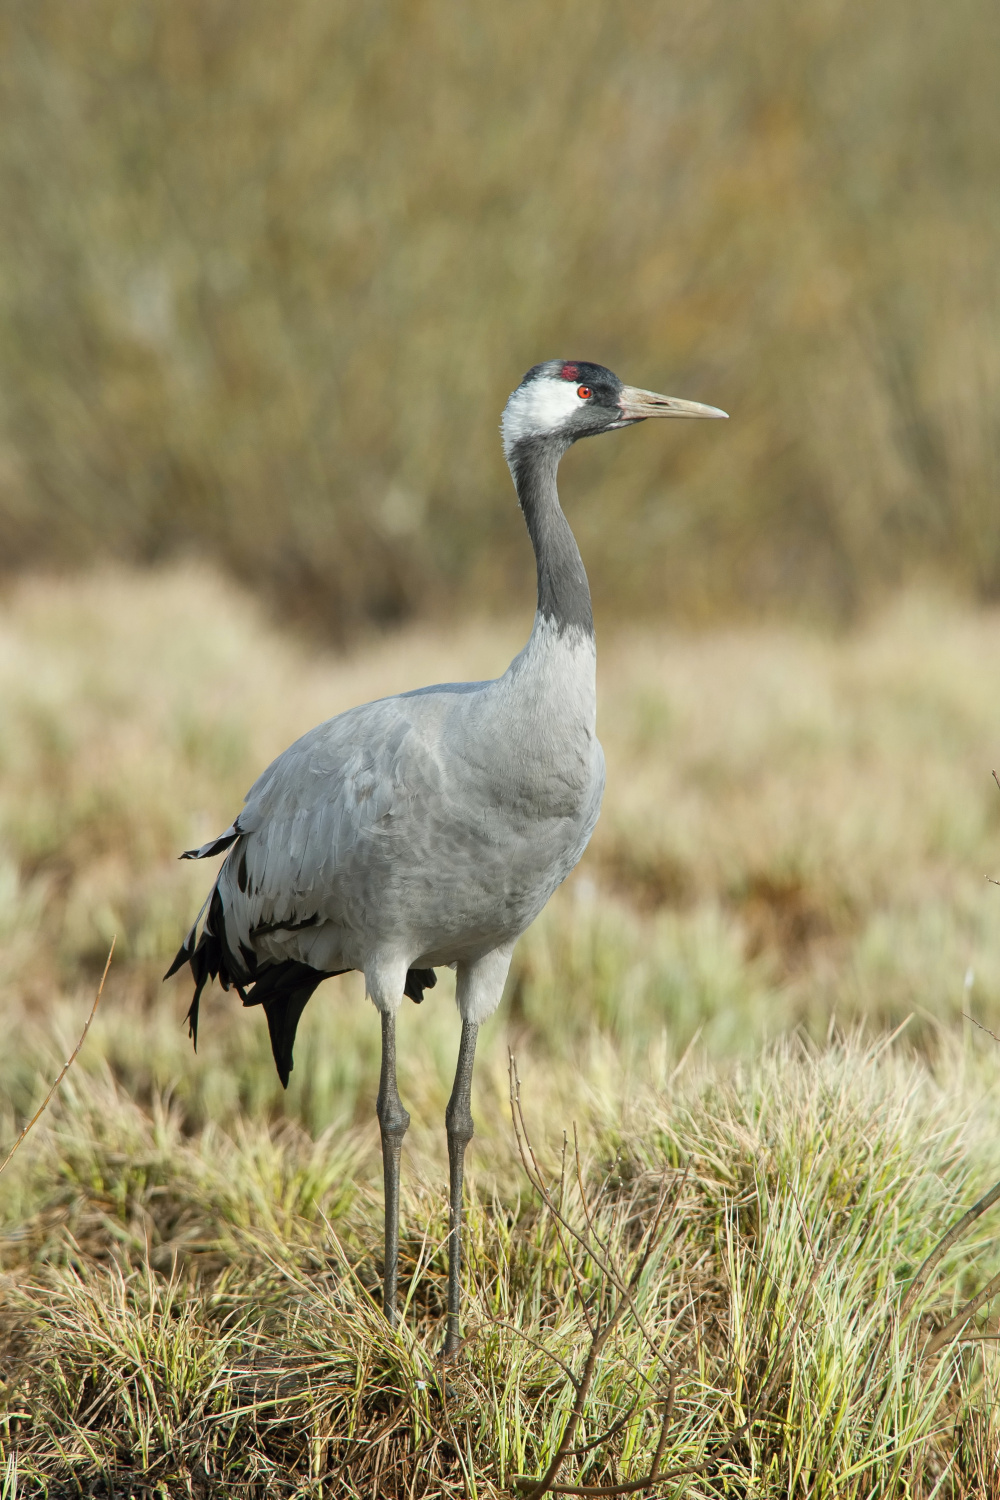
[2,0,1000,633]
[2,571,1000,1494]
[4,0,1000,1489]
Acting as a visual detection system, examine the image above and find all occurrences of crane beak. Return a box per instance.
[616,386,729,422]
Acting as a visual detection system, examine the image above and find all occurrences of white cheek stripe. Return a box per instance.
[502,377,585,454]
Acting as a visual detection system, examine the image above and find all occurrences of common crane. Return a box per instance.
[166,360,726,1354]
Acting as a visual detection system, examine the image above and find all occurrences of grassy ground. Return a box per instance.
[3,568,1000,1494]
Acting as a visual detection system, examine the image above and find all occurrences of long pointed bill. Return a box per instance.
[617,386,728,421]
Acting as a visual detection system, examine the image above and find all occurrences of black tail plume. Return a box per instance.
[163,886,248,1049]
[241,961,341,1087]
[404,967,437,1003]
[165,883,438,1079]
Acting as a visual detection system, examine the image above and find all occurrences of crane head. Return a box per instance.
[501,359,727,460]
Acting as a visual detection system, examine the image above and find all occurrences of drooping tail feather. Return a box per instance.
[163,885,248,1049]
[239,961,335,1087]
[165,873,439,1082]
[180,825,241,860]
[404,967,436,1003]
[163,877,336,1084]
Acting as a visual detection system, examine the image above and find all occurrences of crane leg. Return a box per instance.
[444,1017,479,1357]
[376,1006,410,1328]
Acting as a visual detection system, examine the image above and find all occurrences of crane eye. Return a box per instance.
[577,385,592,400]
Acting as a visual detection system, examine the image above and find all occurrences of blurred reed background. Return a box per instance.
[2,0,1000,636]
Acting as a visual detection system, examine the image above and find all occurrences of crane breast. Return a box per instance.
[214,661,603,974]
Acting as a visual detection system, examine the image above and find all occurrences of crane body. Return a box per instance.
[167,359,726,1353]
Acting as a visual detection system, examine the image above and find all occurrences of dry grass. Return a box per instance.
[3,568,1000,1093]
[3,567,1000,1493]
[2,0,1000,631]
[6,1033,1000,1498]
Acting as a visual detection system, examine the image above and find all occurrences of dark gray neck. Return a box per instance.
[508,436,594,637]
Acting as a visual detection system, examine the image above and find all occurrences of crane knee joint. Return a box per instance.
[378,1097,411,1141]
[446,1106,474,1146]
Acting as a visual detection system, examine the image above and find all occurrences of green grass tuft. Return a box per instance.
[5,1034,1000,1496]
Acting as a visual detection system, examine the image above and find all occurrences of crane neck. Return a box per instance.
[507,435,594,639]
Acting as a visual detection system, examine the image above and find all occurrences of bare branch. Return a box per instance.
[509,1055,670,1365]
[925,1268,1000,1358]
[507,1061,820,1498]
[486,1319,581,1387]
[561,1401,642,1460]
[0,939,114,1178]
[508,1057,691,1499]
[510,1056,596,1332]
[513,1384,687,1498]
[647,1373,676,1480]
[963,1011,1000,1046]
[515,1458,709,1496]
[899,1174,1000,1321]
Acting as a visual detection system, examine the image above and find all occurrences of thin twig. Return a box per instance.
[515,1386,687,1498]
[925,1268,1000,1358]
[574,1120,609,1336]
[898,1174,1000,1321]
[515,1278,637,1499]
[963,1012,1000,1047]
[487,1320,581,1387]
[561,1400,643,1459]
[511,1061,595,1333]
[515,1457,706,1497]
[508,1061,808,1497]
[508,1057,685,1499]
[0,939,114,1178]
[509,1057,668,1365]
[647,1375,676,1480]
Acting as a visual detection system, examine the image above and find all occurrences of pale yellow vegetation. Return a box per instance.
[2,570,1000,1492]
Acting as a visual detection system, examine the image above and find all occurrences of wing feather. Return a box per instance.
[206,697,441,962]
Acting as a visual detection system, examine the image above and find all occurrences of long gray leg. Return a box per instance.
[444,1017,479,1357]
[376,1007,410,1328]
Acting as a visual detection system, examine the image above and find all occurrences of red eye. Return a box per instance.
[577,385,592,400]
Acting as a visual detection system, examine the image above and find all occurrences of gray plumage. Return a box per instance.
[167,357,726,1352]
[223,625,602,983]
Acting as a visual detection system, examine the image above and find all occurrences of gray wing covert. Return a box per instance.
[215,697,441,958]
